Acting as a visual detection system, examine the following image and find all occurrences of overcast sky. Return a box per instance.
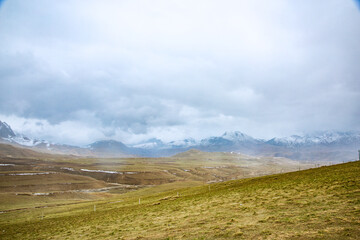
[0,0,359,146]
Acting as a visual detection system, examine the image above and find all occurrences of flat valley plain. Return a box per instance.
[0,144,359,239]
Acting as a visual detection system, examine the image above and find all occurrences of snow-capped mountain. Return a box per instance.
[221,131,260,143]
[267,131,360,147]
[0,121,50,147]
[199,136,233,146]
[9,135,50,147]
[132,138,165,149]
[0,121,96,156]
[199,131,261,147]
[1,120,359,161]
[133,131,260,150]
[132,138,198,149]
[167,138,197,148]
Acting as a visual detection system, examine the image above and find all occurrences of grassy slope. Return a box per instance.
[0,161,359,240]
[0,172,111,211]
[0,143,74,159]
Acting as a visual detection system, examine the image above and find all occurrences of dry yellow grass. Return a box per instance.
[0,161,359,239]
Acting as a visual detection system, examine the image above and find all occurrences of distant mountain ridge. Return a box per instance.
[267,131,360,147]
[0,121,96,156]
[0,120,359,162]
[0,120,49,147]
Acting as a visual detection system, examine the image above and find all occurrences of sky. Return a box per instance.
[0,0,360,146]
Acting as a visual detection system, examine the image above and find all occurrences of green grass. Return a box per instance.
[0,161,359,239]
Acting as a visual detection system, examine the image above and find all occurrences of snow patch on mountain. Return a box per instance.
[132,138,197,149]
[0,120,52,148]
[1,119,360,160]
[167,138,197,148]
[221,131,256,142]
[9,135,49,147]
[132,138,165,149]
[267,131,360,146]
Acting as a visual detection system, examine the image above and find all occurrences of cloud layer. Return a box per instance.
[0,0,359,145]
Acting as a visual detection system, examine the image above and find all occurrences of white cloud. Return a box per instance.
[0,0,359,145]
[0,114,107,146]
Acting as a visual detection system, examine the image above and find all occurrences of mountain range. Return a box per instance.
[1,120,359,162]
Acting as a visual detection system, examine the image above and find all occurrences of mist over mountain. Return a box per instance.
[0,121,15,138]
[1,120,359,162]
[267,131,360,147]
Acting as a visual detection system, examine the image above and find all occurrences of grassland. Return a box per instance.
[0,160,359,239]
[0,145,308,188]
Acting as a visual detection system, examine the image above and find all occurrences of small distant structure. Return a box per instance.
[358,150,360,161]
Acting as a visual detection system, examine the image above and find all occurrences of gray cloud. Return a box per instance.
[0,0,359,145]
